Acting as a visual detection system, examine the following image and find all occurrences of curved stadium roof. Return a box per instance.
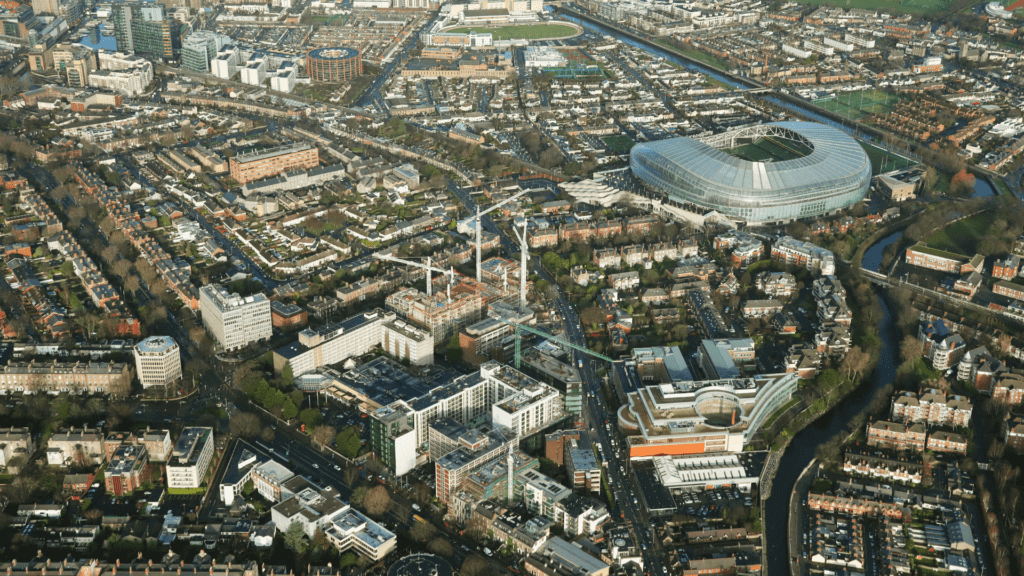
[630,121,871,223]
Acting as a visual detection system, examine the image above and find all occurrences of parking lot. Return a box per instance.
[673,486,755,519]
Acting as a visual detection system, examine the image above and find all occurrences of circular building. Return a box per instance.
[629,121,871,224]
[388,555,453,576]
[306,47,363,83]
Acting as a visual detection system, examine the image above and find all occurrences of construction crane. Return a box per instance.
[511,220,529,311]
[469,188,531,283]
[375,253,454,299]
[498,318,614,370]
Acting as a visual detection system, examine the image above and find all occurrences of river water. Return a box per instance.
[763,238,902,576]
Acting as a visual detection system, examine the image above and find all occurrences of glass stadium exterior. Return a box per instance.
[630,122,872,224]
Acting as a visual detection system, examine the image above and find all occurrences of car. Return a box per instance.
[334,465,341,471]
[313,463,320,469]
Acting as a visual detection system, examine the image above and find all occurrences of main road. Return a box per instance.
[446,178,664,575]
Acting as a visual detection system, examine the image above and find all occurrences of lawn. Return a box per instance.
[860,142,916,175]
[925,211,998,255]
[602,134,635,153]
[788,0,952,14]
[445,23,578,40]
[654,39,732,72]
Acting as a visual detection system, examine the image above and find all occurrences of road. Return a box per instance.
[446,177,664,574]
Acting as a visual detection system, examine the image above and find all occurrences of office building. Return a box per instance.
[525,537,610,576]
[166,427,214,489]
[131,427,173,461]
[460,317,514,366]
[133,336,181,389]
[631,346,692,383]
[253,460,297,502]
[619,373,799,457]
[110,2,181,60]
[229,142,318,184]
[271,484,397,560]
[181,30,232,73]
[50,43,95,86]
[199,284,272,351]
[382,318,434,366]
[435,422,515,502]
[371,361,564,475]
[273,309,395,376]
[211,45,240,79]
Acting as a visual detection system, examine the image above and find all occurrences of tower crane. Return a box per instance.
[469,188,531,283]
[511,220,529,312]
[375,253,455,300]
[497,318,614,370]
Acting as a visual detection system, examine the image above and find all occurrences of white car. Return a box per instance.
[313,463,320,469]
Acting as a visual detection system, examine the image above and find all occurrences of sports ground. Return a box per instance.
[724,136,813,163]
[814,90,902,122]
[445,23,579,40]
[603,135,635,153]
[790,0,952,14]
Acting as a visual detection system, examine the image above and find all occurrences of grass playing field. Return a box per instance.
[859,142,916,176]
[789,0,952,14]
[815,90,901,122]
[724,136,811,162]
[603,135,635,153]
[445,23,578,41]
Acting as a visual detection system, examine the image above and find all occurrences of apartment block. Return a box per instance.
[199,284,272,352]
[993,255,1020,280]
[166,427,214,489]
[866,421,927,451]
[905,243,972,274]
[891,389,972,427]
[271,484,396,560]
[459,317,513,366]
[771,236,835,275]
[386,287,484,342]
[993,373,1024,405]
[228,142,319,184]
[105,444,150,496]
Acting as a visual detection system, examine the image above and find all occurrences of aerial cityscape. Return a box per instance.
[1,0,1024,576]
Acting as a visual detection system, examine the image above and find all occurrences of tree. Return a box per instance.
[900,335,924,364]
[229,412,262,439]
[950,169,977,197]
[242,480,255,497]
[461,556,496,576]
[252,380,270,404]
[364,485,392,516]
[428,538,453,556]
[289,389,304,407]
[337,553,358,569]
[580,306,606,329]
[336,427,361,459]
[282,364,294,386]
[310,425,335,450]
[283,522,308,553]
[300,408,323,428]
[281,399,299,420]
[410,520,437,541]
[841,346,870,381]
[351,486,368,506]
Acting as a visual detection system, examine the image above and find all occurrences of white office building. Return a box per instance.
[273,309,395,376]
[211,46,240,79]
[133,336,181,389]
[382,318,434,366]
[166,427,214,489]
[199,284,272,352]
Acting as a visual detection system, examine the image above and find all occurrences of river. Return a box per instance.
[764,237,903,576]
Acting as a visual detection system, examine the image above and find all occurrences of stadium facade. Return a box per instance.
[629,122,871,224]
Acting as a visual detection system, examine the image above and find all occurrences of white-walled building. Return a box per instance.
[270,64,296,93]
[133,336,181,389]
[240,55,267,86]
[382,318,434,366]
[200,284,272,352]
[211,45,240,79]
[166,427,214,489]
[271,484,397,560]
[273,309,395,376]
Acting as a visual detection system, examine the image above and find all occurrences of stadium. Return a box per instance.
[629,122,871,224]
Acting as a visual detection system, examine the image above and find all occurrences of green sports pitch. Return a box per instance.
[445,23,578,40]
[602,135,635,153]
[814,90,901,122]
